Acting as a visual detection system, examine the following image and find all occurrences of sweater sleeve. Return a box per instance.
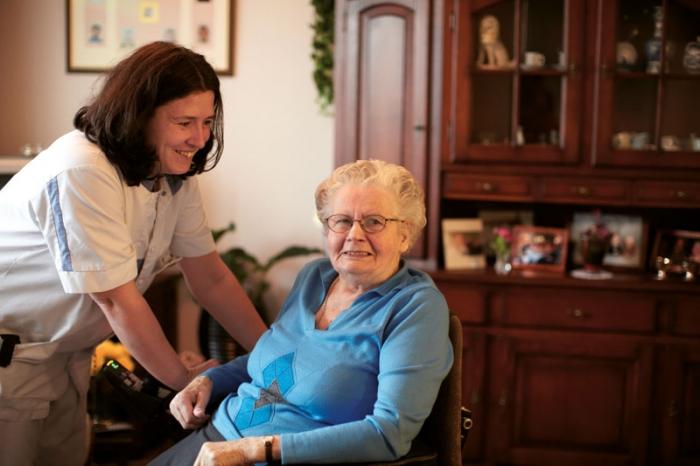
[280,287,454,463]
[203,353,251,411]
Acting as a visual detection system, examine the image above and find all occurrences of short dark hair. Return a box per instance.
[74,41,223,186]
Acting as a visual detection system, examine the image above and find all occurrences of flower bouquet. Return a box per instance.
[580,210,612,272]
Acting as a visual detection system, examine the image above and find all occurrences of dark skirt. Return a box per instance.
[147,422,225,466]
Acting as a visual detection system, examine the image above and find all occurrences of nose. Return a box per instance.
[346,220,367,240]
[188,124,209,148]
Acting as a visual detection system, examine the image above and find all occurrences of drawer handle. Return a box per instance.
[571,186,591,196]
[476,182,495,193]
[567,308,587,319]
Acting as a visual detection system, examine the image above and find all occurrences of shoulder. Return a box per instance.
[41,131,119,180]
[377,265,449,328]
[392,265,446,304]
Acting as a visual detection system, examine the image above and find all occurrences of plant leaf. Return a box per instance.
[212,222,236,243]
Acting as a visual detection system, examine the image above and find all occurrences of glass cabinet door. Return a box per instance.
[594,0,700,168]
[450,0,584,164]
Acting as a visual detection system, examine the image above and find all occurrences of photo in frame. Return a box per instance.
[511,225,569,273]
[66,0,235,75]
[570,213,647,269]
[650,229,700,279]
[442,219,486,270]
[478,209,534,256]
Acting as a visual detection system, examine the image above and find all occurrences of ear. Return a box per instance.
[398,228,411,254]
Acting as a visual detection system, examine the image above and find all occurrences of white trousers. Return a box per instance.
[0,379,89,466]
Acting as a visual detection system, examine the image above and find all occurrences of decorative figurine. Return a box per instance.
[476,15,513,69]
[617,41,638,69]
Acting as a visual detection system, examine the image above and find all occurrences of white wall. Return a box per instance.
[0,0,333,353]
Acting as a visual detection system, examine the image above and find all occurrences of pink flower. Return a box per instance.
[490,226,512,257]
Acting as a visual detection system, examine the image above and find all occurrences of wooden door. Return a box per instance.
[487,334,653,466]
[592,0,700,169]
[335,0,432,258]
[447,0,585,164]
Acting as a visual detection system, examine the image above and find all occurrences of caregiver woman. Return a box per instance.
[0,42,266,466]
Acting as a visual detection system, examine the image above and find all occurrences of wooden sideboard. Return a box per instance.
[434,270,700,465]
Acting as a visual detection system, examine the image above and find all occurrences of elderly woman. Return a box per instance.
[150,160,453,465]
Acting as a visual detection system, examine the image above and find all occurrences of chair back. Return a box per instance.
[417,313,463,466]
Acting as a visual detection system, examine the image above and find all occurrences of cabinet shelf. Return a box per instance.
[615,70,700,80]
[432,268,700,293]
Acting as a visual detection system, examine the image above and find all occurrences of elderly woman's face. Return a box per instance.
[326,184,409,287]
[146,90,215,175]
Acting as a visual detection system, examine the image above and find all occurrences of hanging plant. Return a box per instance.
[310,0,335,113]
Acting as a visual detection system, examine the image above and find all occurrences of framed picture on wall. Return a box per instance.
[511,225,569,273]
[570,212,647,270]
[66,0,235,75]
[442,219,486,270]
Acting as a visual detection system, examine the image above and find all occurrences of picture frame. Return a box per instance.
[511,225,569,273]
[650,229,700,279]
[442,219,486,270]
[570,213,647,270]
[478,209,534,256]
[66,0,235,75]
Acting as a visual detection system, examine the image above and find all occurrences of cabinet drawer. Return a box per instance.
[540,177,630,204]
[443,173,533,201]
[633,180,700,207]
[493,290,656,333]
[438,284,485,324]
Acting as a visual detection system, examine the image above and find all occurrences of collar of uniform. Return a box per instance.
[141,175,183,195]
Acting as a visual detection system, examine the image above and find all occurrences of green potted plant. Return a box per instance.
[200,223,322,361]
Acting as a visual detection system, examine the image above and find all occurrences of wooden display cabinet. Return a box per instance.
[334,0,700,464]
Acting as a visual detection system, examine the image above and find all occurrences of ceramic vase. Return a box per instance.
[494,254,512,275]
[683,37,700,74]
[580,236,609,272]
[645,6,663,74]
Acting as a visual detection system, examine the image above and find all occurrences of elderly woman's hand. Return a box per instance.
[194,438,259,466]
[169,375,214,429]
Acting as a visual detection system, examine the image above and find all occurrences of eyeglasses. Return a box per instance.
[324,214,404,234]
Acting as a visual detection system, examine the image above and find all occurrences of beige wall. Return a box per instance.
[0,0,333,352]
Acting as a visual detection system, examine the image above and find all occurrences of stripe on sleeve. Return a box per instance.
[48,177,74,272]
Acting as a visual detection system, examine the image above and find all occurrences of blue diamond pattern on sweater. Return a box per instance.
[233,352,295,431]
[263,352,295,394]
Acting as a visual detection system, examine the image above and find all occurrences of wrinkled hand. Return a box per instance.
[169,375,214,429]
[194,439,253,466]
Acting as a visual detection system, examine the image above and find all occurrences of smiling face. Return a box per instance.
[326,184,409,289]
[146,90,215,176]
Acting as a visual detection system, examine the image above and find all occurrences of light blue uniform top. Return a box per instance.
[204,258,453,464]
